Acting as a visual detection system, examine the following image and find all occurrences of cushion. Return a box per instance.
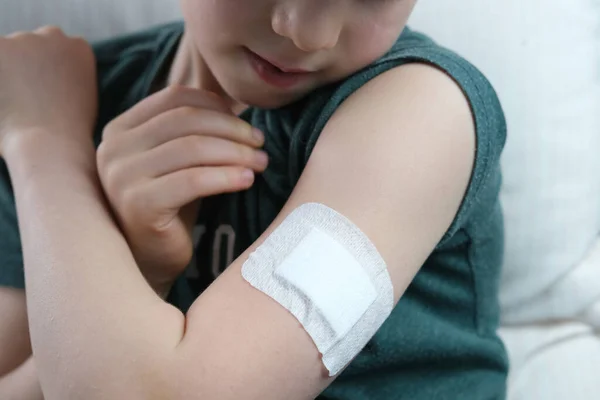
[500,321,600,400]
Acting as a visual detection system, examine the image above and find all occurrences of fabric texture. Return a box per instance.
[409,0,600,325]
[499,322,600,400]
[409,4,600,399]
[0,20,509,399]
[501,238,600,325]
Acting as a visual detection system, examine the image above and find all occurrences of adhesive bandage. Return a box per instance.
[241,203,394,376]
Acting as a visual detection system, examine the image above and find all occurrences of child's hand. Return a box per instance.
[97,85,268,297]
[0,26,97,155]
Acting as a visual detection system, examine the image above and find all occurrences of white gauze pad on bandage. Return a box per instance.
[241,203,394,376]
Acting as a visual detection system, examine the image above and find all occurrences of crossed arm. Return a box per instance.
[2,63,474,400]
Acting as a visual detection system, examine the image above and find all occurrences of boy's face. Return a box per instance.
[181,0,416,109]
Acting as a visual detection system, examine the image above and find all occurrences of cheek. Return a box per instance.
[180,0,239,47]
[181,0,269,44]
[343,24,403,71]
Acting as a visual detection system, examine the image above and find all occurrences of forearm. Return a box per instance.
[3,133,185,398]
[0,356,44,400]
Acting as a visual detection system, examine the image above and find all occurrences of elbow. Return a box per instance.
[51,305,186,399]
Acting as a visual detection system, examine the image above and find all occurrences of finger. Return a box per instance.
[129,135,269,179]
[108,85,232,132]
[137,166,255,211]
[124,106,263,154]
[35,25,65,36]
[5,30,27,38]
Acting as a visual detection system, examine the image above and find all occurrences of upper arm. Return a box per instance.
[0,287,31,377]
[165,63,476,400]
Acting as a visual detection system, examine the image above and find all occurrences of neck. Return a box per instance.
[167,31,247,115]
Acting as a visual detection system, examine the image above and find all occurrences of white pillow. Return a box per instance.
[0,0,182,40]
[409,1,600,323]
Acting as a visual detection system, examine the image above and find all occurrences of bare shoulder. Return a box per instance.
[324,62,475,146]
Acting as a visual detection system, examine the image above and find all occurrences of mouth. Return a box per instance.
[244,47,313,89]
[258,54,312,74]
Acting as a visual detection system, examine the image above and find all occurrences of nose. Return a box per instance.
[272,1,343,52]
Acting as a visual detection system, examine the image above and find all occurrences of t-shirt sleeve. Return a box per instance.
[0,159,24,289]
[283,28,507,247]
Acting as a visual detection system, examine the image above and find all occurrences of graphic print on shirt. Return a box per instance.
[184,223,238,294]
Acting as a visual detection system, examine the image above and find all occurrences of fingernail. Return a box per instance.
[252,128,264,143]
[242,169,255,183]
[256,151,269,167]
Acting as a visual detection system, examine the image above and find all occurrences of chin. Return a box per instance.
[225,81,312,110]
[238,93,304,110]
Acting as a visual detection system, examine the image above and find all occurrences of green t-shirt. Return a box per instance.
[0,21,508,399]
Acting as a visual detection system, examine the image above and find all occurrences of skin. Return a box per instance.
[93,0,417,296]
[0,1,478,399]
[1,0,417,395]
[171,0,416,110]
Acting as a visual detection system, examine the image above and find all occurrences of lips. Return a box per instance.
[258,55,312,74]
[245,48,313,89]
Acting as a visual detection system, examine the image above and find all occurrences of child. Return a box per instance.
[0,0,508,398]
